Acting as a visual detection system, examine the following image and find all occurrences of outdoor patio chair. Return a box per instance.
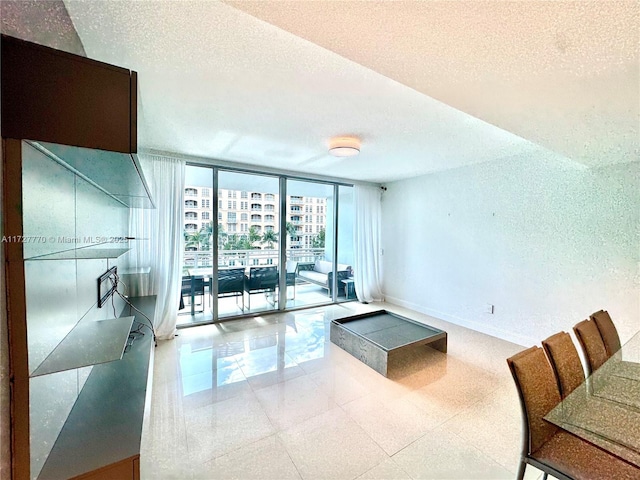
[244,266,278,311]
[216,267,245,312]
[179,275,207,314]
[286,260,298,300]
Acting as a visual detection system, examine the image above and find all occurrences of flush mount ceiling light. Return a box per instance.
[328,137,361,157]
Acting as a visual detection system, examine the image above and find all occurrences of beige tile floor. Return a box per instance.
[141,302,545,479]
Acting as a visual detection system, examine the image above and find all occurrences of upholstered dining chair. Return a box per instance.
[507,346,639,480]
[542,332,585,399]
[573,319,609,376]
[591,309,622,358]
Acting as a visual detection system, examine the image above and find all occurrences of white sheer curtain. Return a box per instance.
[353,185,384,303]
[128,154,185,340]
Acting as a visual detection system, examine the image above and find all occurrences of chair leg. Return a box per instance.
[265,290,275,307]
[235,294,244,313]
[515,459,526,480]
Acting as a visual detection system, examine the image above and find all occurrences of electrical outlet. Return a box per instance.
[485,303,494,314]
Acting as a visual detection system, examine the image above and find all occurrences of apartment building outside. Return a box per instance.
[184,186,326,250]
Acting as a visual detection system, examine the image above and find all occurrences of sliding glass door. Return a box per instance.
[337,185,355,302]
[178,165,354,327]
[285,180,351,309]
[179,165,214,326]
[217,170,280,316]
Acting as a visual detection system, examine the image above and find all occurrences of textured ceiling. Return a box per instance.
[225,0,640,169]
[0,0,85,56]
[61,0,638,182]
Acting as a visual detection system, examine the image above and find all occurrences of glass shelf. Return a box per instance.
[26,140,155,209]
[25,247,130,261]
[30,316,135,377]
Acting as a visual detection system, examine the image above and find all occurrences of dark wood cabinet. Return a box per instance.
[1,34,136,153]
[2,35,149,480]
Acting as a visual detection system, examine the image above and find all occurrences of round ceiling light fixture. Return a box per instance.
[328,137,361,157]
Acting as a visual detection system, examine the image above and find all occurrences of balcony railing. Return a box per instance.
[183,247,325,270]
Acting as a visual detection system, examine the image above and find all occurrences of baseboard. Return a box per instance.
[383,294,535,347]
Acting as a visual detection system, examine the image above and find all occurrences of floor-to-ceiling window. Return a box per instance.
[286,179,348,309]
[218,170,280,316]
[178,164,354,327]
[179,165,214,326]
[337,185,355,302]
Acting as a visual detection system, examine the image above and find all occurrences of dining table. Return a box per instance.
[545,331,640,467]
[187,267,216,277]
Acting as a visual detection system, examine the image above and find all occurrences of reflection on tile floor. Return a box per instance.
[141,302,545,480]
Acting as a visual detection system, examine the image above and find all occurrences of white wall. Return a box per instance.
[381,149,639,347]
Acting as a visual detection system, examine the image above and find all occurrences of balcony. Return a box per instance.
[290,197,304,204]
[183,247,325,271]
[178,247,353,323]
